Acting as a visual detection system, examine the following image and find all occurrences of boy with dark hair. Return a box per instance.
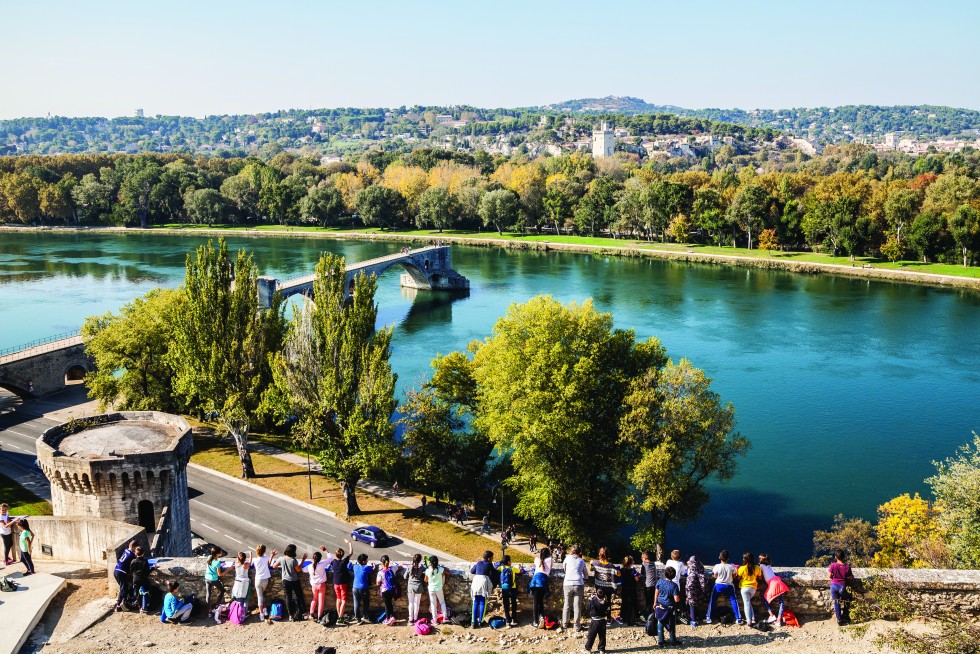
[654,566,682,646]
[640,550,658,619]
[351,553,375,624]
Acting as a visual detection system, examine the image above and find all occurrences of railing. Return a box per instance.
[0,330,81,358]
[278,245,443,288]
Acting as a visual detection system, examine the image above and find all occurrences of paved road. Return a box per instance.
[0,401,459,564]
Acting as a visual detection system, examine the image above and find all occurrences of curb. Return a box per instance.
[186,462,461,563]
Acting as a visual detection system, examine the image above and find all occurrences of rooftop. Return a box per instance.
[56,421,178,459]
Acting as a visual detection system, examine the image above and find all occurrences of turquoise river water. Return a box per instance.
[1,230,979,563]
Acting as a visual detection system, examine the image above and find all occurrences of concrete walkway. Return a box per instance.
[0,571,67,654]
[248,440,535,557]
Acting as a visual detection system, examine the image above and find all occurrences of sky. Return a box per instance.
[1,0,979,119]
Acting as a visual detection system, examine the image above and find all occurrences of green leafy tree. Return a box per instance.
[170,238,286,478]
[573,177,619,236]
[117,157,163,228]
[619,358,748,558]
[927,432,980,568]
[270,254,397,516]
[947,205,980,267]
[803,196,862,256]
[430,295,666,548]
[183,188,229,225]
[416,186,456,231]
[808,514,879,567]
[82,289,184,412]
[398,388,492,504]
[884,188,921,245]
[727,184,772,249]
[356,184,406,230]
[477,188,519,235]
[299,185,345,228]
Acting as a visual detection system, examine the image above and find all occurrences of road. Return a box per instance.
[0,398,459,564]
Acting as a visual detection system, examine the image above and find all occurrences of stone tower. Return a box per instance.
[37,411,194,556]
[592,121,615,158]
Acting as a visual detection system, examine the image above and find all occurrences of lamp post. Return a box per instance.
[492,483,505,560]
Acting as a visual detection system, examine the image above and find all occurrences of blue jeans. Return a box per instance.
[740,586,756,624]
[763,592,785,621]
[830,583,848,624]
[656,611,678,644]
[706,583,742,622]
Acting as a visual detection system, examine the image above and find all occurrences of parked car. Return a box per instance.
[351,526,389,548]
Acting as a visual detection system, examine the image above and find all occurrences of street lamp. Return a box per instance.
[491,483,505,560]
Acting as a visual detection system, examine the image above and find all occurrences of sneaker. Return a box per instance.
[703,618,712,625]
[737,619,747,626]
[766,616,777,624]
[690,621,698,628]
[114,605,122,613]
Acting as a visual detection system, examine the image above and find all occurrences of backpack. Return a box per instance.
[415,617,432,635]
[488,616,507,630]
[228,599,247,625]
[320,609,338,626]
[381,567,401,599]
[542,614,559,630]
[499,565,514,589]
[1,576,19,592]
[213,603,231,624]
[645,612,657,637]
[782,609,801,627]
[269,601,284,621]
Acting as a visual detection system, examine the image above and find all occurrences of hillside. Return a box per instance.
[542,96,980,142]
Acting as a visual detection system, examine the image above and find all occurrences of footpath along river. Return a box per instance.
[2,229,979,563]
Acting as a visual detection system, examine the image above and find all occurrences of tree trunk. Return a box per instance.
[652,511,669,563]
[224,419,255,479]
[341,478,361,517]
[964,247,969,267]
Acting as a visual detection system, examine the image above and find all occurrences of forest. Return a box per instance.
[1,142,979,267]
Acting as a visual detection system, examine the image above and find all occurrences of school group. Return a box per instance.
[108,529,856,651]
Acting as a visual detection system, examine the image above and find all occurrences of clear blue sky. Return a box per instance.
[2,0,978,119]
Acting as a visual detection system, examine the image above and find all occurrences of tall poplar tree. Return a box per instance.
[270,254,397,516]
[170,238,285,478]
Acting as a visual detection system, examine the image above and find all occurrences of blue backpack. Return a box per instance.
[269,601,284,621]
[499,565,514,590]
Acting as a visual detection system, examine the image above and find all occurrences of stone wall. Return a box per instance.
[145,559,980,619]
[0,341,90,396]
[27,515,148,590]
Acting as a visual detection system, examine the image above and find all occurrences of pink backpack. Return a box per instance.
[228,600,247,625]
[415,618,432,635]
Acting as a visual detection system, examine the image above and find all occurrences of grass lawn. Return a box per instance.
[0,472,53,516]
[149,224,980,280]
[191,434,531,563]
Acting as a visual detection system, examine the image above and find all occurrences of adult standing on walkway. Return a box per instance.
[113,540,137,611]
[18,518,35,575]
[562,544,587,631]
[0,503,17,565]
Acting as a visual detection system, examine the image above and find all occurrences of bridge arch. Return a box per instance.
[65,363,88,384]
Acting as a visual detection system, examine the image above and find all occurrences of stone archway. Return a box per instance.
[137,499,156,533]
[65,364,87,385]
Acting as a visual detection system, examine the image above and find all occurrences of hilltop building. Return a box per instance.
[592,122,615,158]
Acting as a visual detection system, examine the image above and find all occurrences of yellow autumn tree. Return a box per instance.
[381,163,429,214]
[873,493,946,568]
[757,228,779,255]
[332,172,365,213]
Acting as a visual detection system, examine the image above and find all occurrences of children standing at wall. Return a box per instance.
[351,553,376,623]
[405,553,427,625]
[497,554,522,627]
[329,539,353,623]
[469,550,495,628]
[705,550,742,625]
[425,555,449,623]
[584,588,609,654]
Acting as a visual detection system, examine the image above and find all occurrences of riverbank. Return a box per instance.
[4,224,980,291]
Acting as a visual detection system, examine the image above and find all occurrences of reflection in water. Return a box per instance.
[398,288,469,335]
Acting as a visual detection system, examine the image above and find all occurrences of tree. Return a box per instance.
[0,173,41,224]
[430,296,667,548]
[668,214,691,243]
[757,228,778,255]
[808,514,878,567]
[542,174,581,235]
[619,359,748,558]
[416,186,456,232]
[927,432,980,568]
[574,177,619,237]
[948,205,980,267]
[356,184,406,230]
[884,188,921,245]
[727,184,772,249]
[117,157,162,228]
[299,185,345,227]
[477,188,519,235]
[183,188,229,225]
[803,196,862,256]
[398,388,493,504]
[880,234,904,262]
[872,493,946,568]
[82,289,184,412]
[170,238,286,478]
[270,254,397,516]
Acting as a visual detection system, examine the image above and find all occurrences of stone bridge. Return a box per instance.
[0,332,90,397]
[256,244,469,308]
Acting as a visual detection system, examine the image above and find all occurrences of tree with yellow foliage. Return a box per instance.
[757,228,779,255]
[872,493,946,568]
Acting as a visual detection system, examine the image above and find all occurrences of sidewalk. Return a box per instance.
[248,440,535,557]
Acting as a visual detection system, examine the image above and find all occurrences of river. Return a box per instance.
[2,230,979,564]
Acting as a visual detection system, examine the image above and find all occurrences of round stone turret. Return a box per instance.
[37,411,193,556]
